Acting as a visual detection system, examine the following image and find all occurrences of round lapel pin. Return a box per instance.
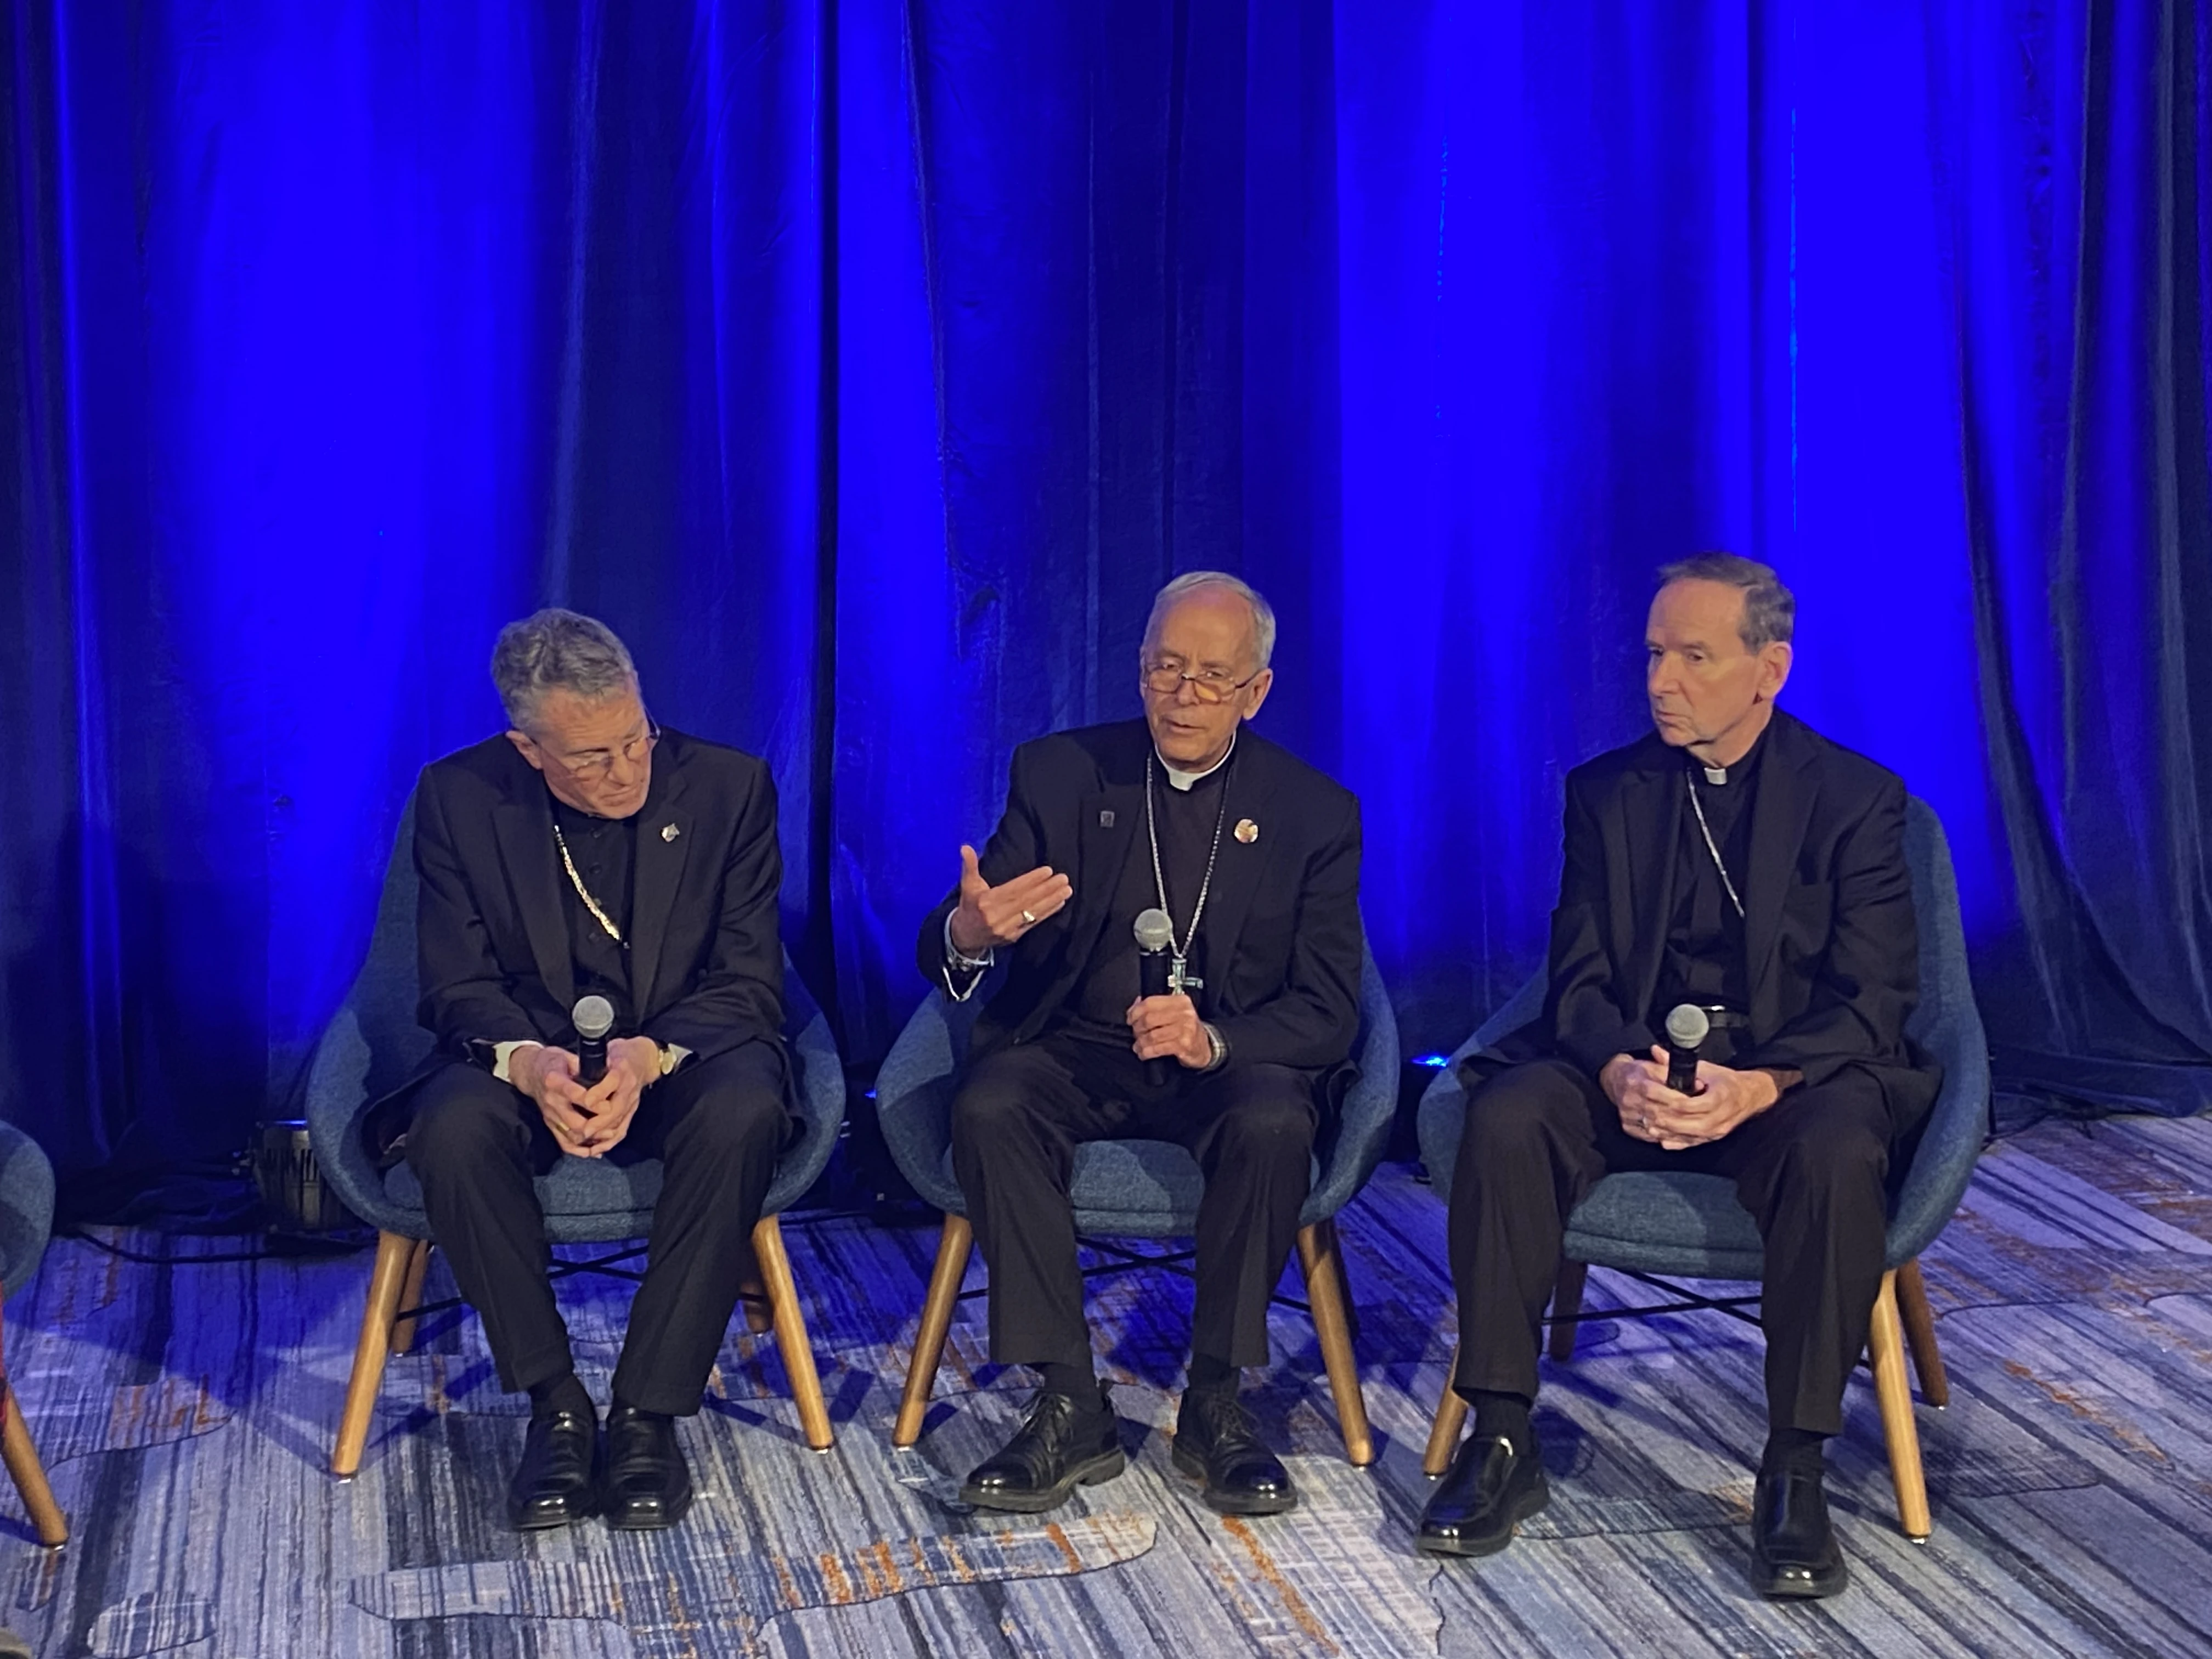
[1234,819,1259,844]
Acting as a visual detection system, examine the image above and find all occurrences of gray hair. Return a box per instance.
[491,608,637,730]
[1143,571,1278,670]
[1657,553,1796,650]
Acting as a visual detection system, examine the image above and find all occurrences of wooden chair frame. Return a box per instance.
[1421,1256,1948,1539]
[891,1212,1374,1466]
[332,1214,832,1478]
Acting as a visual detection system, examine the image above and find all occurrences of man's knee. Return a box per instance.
[663,1051,789,1167]
[1461,1059,1586,1160]
[949,1051,1057,1152]
[1754,1094,1891,1202]
[1210,1065,1318,1168]
[404,1067,525,1172]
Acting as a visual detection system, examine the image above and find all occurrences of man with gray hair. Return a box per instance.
[380,608,789,1533]
[917,571,1364,1518]
[1419,556,1940,1598]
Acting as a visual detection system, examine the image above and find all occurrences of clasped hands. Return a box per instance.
[948,844,1212,1069]
[510,1036,661,1158]
[1601,1047,1783,1151]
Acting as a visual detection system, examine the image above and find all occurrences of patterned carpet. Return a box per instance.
[4,1113,2211,1657]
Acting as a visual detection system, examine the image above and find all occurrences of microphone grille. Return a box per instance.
[573,995,616,1041]
[1133,908,1176,952]
[1663,1003,1711,1049]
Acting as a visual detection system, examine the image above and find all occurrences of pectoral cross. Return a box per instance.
[1170,956,1204,996]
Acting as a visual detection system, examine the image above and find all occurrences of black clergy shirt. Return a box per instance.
[1654,724,1768,1025]
[1060,751,1235,1041]
[550,794,636,1034]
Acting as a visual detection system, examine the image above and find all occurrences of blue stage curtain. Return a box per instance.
[3,1,2208,1178]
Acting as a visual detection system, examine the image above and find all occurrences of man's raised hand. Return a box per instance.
[948,844,1074,956]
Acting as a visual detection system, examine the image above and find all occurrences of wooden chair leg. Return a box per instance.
[388,1240,433,1356]
[751,1216,833,1451]
[0,1391,66,1548]
[1548,1258,1589,1363]
[1895,1257,1949,1408]
[894,1215,973,1448]
[335,1231,414,1479]
[1327,1218,1361,1347]
[1867,1268,1932,1539]
[1296,1221,1374,1466]
[737,1240,774,1335]
[1424,1338,1469,1476]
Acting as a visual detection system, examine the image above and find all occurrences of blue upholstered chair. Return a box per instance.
[0,1124,64,1547]
[305,796,847,1476]
[876,941,1400,1465]
[1415,796,1988,1539]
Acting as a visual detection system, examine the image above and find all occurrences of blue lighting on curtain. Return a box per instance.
[3,0,2208,1178]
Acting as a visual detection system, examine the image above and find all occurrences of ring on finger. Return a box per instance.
[1020,909,1036,926]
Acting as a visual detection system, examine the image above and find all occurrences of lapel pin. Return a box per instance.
[1099,809,1116,828]
[1235,819,1259,844]
[661,823,680,843]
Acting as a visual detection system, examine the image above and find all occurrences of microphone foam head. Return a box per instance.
[573,994,616,1041]
[1664,1003,1711,1050]
[1133,908,1176,952]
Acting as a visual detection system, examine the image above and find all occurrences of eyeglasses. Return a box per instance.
[1141,658,1263,705]
[534,718,661,781]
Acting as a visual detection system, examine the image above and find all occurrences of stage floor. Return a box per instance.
[3,1111,2210,1658]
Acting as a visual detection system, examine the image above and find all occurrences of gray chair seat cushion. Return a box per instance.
[382,1155,663,1226]
[1561,1171,1765,1279]
[937,1140,1324,1239]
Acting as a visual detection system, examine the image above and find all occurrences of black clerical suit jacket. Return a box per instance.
[1506,710,1939,1133]
[918,720,1363,1083]
[371,727,785,1144]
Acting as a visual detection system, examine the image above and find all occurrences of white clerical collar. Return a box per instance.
[1158,732,1237,792]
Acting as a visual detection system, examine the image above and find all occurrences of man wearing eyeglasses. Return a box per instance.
[379,608,788,1533]
[920,571,1364,1518]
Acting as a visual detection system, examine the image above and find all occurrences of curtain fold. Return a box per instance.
[2,0,2207,1177]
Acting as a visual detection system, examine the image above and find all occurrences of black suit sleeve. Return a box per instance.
[642,764,786,1058]
[1547,773,1659,1077]
[414,764,540,1053]
[916,741,1052,995]
[1736,774,1919,1086]
[1210,791,1364,1071]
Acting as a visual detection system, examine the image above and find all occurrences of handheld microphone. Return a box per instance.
[573,995,615,1089]
[1663,1003,1711,1095]
[1134,909,1177,1086]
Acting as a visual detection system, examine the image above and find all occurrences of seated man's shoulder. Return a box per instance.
[421,734,527,802]
[1564,731,1672,802]
[655,728,770,787]
[1791,720,1905,800]
[1237,729,1355,814]
[1009,720,1148,787]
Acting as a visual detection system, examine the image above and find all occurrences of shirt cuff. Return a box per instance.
[942,914,994,1002]
[490,1040,542,1084]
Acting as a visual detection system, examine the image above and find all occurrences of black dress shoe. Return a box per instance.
[958,1387,1125,1514]
[602,1406,693,1531]
[1171,1390,1298,1516]
[1415,1435,1549,1558]
[507,1408,600,1531]
[1750,1466,1849,1598]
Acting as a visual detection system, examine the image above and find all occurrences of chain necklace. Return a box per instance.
[1144,752,1233,994]
[552,822,628,947]
[1684,770,1746,920]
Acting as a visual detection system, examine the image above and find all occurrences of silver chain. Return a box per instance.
[1685,771,1746,919]
[552,822,627,945]
[1144,753,1232,966]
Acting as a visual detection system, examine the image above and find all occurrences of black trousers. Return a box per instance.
[950,1029,1320,1372]
[404,1041,789,1417]
[1448,1056,1895,1435]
